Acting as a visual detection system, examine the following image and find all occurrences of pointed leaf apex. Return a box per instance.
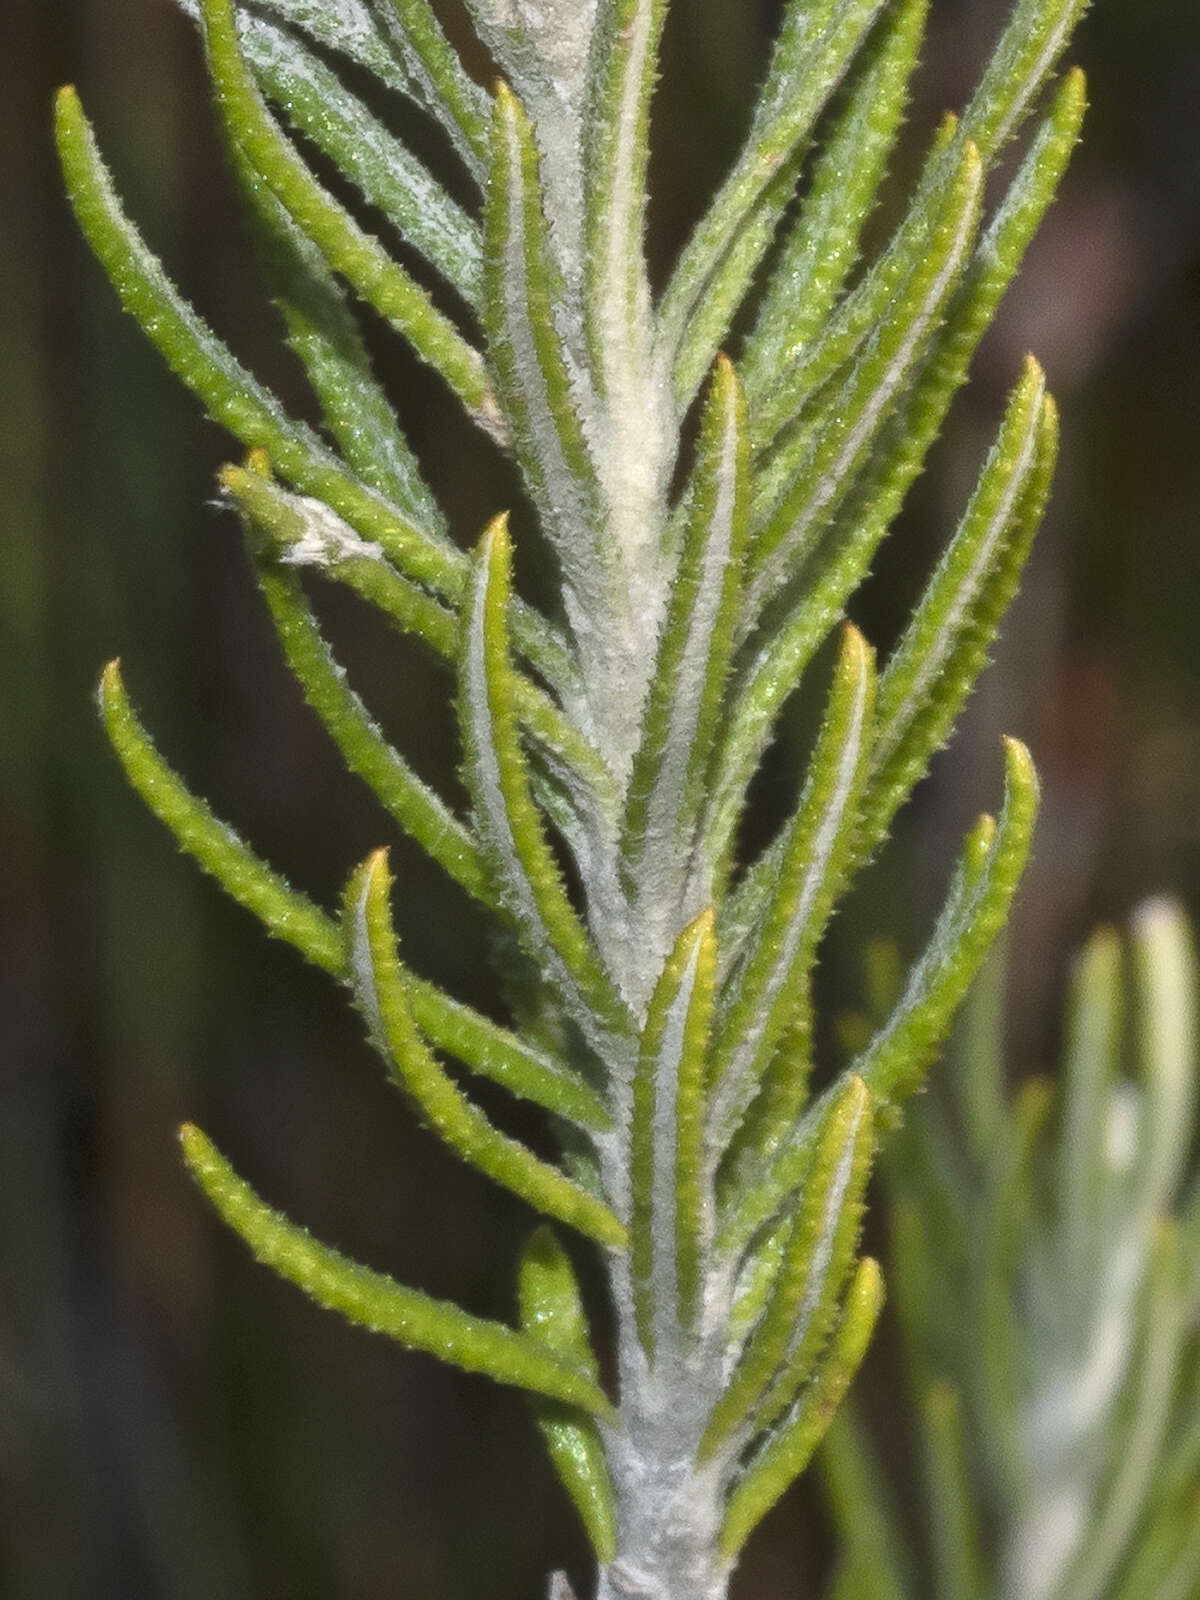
[493,80,524,130]
[179,1121,211,1167]
[964,813,998,882]
[843,1073,872,1117]
[343,849,392,941]
[855,1255,884,1306]
[480,512,512,559]
[1002,735,1037,789]
[1021,351,1046,387]
[676,904,719,975]
[837,621,874,680]
[364,846,391,883]
[522,1222,560,1266]
[98,658,123,705]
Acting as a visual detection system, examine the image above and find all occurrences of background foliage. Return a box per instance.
[2,0,1199,1595]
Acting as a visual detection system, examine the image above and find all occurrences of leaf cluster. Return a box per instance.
[825,903,1200,1600]
[61,0,1091,1580]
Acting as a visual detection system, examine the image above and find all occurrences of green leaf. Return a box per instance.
[974,1076,1051,1502]
[1056,924,1124,1297]
[252,556,492,906]
[740,0,929,406]
[961,0,1091,163]
[97,659,343,976]
[859,358,1056,855]
[701,1076,874,1459]
[344,850,626,1247]
[181,1123,613,1413]
[222,461,460,657]
[374,0,492,179]
[53,86,464,593]
[484,84,604,604]
[760,18,1086,445]
[821,1406,913,1600]
[1055,1223,1188,1600]
[631,909,718,1354]
[582,0,667,402]
[459,518,628,1044]
[707,626,875,1143]
[225,466,600,793]
[518,1227,618,1562]
[232,142,444,528]
[922,1382,987,1600]
[623,356,748,910]
[1130,898,1199,1221]
[234,10,484,309]
[702,70,1082,852]
[716,987,815,1216]
[170,0,421,104]
[744,140,983,624]
[660,0,887,408]
[197,0,501,435]
[101,652,608,1136]
[671,153,808,421]
[719,1256,884,1560]
[856,739,1040,1108]
[401,970,611,1133]
[717,796,1011,1261]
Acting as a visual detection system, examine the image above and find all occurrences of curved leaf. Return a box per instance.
[181,1124,613,1413]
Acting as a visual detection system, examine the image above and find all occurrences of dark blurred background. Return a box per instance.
[2,1,1198,1595]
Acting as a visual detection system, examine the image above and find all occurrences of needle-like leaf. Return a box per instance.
[345,849,627,1245]
[54,86,461,588]
[859,359,1056,856]
[484,84,604,602]
[740,0,929,406]
[707,626,875,1140]
[173,0,483,307]
[460,518,627,1043]
[519,1228,618,1562]
[719,1256,885,1560]
[97,659,344,976]
[373,0,492,178]
[624,356,748,920]
[700,1076,874,1459]
[744,141,983,625]
[252,557,492,906]
[233,151,445,528]
[856,740,1039,1108]
[224,466,603,792]
[583,0,666,404]
[631,909,718,1354]
[182,1123,614,1412]
[922,1383,988,1600]
[198,0,500,435]
[661,0,887,409]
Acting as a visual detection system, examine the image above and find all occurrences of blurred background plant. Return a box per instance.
[824,898,1200,1600]
[2,1,1198,1597]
